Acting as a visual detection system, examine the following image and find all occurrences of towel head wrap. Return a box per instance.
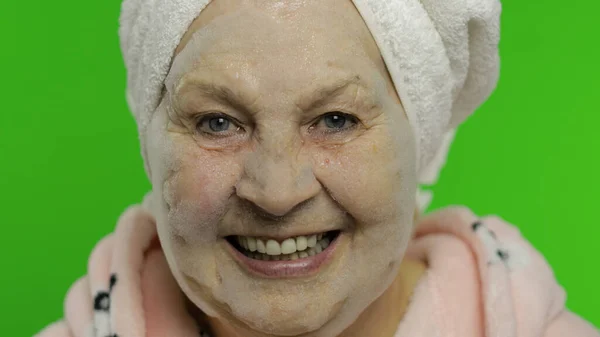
[119,0,501,210]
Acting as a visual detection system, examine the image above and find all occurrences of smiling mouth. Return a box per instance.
[226,231,340,261]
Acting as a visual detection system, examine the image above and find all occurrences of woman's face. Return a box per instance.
[144,0,417,335]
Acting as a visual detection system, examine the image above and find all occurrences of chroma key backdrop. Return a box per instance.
[0,0,598,335]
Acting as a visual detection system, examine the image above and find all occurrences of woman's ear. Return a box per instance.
[142,191,157,218]
[141,96,172,184]
[412,206,422,237]
[141,122,153,182]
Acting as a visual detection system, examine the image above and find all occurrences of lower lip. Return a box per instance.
[226,234,342,279]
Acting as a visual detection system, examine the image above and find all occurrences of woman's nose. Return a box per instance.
[235,149,321,217]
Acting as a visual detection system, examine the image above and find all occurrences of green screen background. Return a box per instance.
[1,0,598,335]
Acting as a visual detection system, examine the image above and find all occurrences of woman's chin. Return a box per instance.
[200,274,350,336]
[173,231,369,336]
[234,301,344,337]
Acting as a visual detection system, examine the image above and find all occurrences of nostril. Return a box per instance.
[238,197,308,220]
[252,204,287,221]
[235,159,320,217]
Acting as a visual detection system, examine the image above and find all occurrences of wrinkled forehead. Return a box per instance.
[165,0,391,96]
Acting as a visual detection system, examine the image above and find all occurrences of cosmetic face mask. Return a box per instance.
[119,0,500,335]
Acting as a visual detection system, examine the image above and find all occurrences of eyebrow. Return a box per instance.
[178,75,365,113]
[180,81,256,114]
[297,75,363,111]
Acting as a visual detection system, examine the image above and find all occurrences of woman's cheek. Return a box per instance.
[161,139,243,244]
[311,135,412,225]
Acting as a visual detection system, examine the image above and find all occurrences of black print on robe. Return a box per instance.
[93,292,111,312]
[472,220,510,266]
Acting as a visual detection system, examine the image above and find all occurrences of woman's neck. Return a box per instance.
[203,258,427,337]
[336,258,426,337]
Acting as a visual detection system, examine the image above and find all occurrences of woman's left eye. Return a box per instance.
[312,112,359,132]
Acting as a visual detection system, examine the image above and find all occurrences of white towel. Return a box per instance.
[119,0,501,210]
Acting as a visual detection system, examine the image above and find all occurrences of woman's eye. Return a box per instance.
[324,114,347,129]
[196,114,241,135]
[313,112,358,132]
[207,116,230,132]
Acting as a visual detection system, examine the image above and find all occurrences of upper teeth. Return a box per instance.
[237,233,330,256]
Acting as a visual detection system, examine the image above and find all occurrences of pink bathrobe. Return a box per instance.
[36,205,599,337]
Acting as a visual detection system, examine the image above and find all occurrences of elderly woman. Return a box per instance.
[38,0,598,336]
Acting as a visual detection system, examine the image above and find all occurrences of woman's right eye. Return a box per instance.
[195,113,244,137]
